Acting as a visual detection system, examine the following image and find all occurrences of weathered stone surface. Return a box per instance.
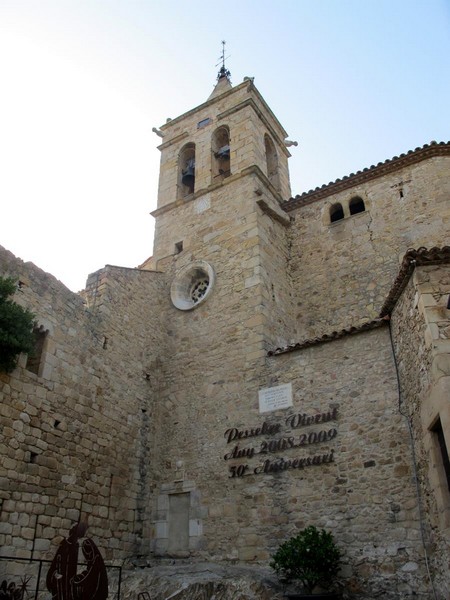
[1,76,449,600]
[116,563,283,600]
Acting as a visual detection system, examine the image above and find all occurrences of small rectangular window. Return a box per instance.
[174,241,183,254]
[26,326,48,375]
[197,118,212,129]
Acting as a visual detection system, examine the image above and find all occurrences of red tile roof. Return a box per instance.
[268,318,387,356]
[379,246,450,317]
[282,141,450,212]
[268,246,450,357]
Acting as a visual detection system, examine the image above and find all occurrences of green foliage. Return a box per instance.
[270,526,341,594]
[0,277,36,373]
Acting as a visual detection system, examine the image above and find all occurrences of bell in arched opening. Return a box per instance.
[181,158,196,193]
[212,126,231,182]
[179,144,196,197]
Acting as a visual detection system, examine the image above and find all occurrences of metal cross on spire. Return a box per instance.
[216,40,231,81]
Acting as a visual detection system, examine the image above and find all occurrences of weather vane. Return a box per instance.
[216,40,231,81]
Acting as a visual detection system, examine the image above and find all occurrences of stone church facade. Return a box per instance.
[1,70,449,599]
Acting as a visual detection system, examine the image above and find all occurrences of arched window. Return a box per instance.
[212,126,230,181]
[330,203,344,223]
[264,134,280,190]
[349,196,365,215]
[178,143,196,198]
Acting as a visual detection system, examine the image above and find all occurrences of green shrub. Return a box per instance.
[271,526,341,594]
[0,277,36,373]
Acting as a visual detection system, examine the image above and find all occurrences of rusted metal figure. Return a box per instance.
[46,522,108,600]
[0,577,31,600]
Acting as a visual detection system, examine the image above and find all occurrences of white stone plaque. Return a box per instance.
[258,383,292,413]
[195,194,211,214]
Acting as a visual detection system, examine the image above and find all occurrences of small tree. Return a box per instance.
[0,277,36,373]
[271,526,341,594]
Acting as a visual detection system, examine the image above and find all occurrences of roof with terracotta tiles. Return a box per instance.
[267,318,388,356]
[268,246,450,357]
[282,141,450,212]
[379,246,450,317]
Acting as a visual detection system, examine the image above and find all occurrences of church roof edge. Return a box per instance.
[283,141,450,211]
[268,246,450,357]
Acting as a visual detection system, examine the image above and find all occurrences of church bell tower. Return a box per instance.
[150,62,293,273]
[144,60,297,559]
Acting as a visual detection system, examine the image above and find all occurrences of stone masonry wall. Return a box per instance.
[288,155,450,339]
[141,151,295,561]
[391,265,450,598]
[256,196,294,349]
[145,220,431,598]
[146,172,275,557]
[0,246,169,564]
[143,90,450,599]
[259,328,430,599]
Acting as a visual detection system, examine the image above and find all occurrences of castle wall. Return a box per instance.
[0,246,169,562]
[288,155,450,339]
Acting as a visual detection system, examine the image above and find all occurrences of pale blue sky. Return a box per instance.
[1,0,449,291]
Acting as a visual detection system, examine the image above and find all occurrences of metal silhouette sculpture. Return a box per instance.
[46,522,108,600]
[0,577,31,600]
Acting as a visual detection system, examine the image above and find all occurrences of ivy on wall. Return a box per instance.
[0,277,36,373]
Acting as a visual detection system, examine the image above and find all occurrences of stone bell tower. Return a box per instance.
[148,61,295,341]
[145,63,297,560]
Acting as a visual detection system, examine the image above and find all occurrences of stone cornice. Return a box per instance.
[256,198,291,226]
[151,165,285,219]
[157,79,287,135]
[218,98,290,157]
[157,131,189,152]
[159,81,249,132]
[282,142,450,212]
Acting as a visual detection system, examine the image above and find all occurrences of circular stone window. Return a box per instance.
[170,261,215,311]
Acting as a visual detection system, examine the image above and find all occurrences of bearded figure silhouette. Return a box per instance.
[46,522,107,600]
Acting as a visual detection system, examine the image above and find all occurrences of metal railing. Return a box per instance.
[0,555,122,600]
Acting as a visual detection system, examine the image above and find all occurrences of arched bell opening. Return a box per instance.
[178,143,196,198]
[212,126,231,182]
[264,134,280,191]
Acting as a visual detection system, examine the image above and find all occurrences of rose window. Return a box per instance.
[170,261,215,311]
